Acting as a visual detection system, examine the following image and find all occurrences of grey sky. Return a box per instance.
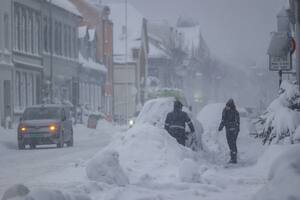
[124,0,288,67]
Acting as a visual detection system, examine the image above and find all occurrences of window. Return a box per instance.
[4,14,9,49]
[43,17,48,52]
[68,26,71,58]
[73,28,77,58]
[64,25,68,56]
[33,13,40,54]
[14,7,20,50]
[15,71,21,109]
[28,13,33,53]
[22,9,27,52]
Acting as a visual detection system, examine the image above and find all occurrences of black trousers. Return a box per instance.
[226,130,238,159]
[169,129,186,146]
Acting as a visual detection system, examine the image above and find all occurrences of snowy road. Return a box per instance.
[0,118,275,200]
[0,125,113,195]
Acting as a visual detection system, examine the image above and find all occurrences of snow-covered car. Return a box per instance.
[135,97,203,151]
[17,104,74,149]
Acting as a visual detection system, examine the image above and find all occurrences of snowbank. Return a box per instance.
[178,158,201,183]
[86,150,129,186]
[1,185,91,200]
[87,124,199,184]
[197,103,228,162]
[136,97,203,151]
[253,144,300,200]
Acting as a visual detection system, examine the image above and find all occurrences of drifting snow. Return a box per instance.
[86,150,129,186]
[253,144,300,200]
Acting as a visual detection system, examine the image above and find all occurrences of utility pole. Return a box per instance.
[295,0,300,90]
[125,0,129,125]
[49,0,54,103]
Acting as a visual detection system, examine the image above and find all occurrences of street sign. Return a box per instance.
[269,54,292,71]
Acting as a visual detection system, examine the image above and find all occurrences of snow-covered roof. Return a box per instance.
[177,25,201,52]
[148,42,170,59]
[51,0,81,17]
[79,53,107,73]
[78,26,87,38]
[105,2,144,63]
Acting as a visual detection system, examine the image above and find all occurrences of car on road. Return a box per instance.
[17,104,74,149]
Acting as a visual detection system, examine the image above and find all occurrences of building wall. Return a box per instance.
[41,1,80,105]
[0,0,13,126]
[12,0,43,119]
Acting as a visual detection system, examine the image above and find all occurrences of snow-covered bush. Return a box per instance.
[255,81,300,145]
[253,144,300,200]
[86,150,129,186]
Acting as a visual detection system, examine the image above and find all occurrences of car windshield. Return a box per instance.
[23,107,60,120]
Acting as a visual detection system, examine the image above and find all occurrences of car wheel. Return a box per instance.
[66,130,74,147]
[18,141,25,150]
[57,132,64,148]
[29,144,36,149]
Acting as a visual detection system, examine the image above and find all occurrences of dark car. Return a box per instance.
[17,104,74,149]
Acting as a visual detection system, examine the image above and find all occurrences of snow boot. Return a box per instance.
[229,152,237,164]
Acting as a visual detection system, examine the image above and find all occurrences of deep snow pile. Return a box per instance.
[197,103,228,162]
[136,97,203,151]
[253,144,300,200]
[256,80,300,144]
[2,184,91,200]
[86,124,200,184]
[135,97,174,127]
[86,150,129,186]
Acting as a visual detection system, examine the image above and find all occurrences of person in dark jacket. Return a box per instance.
[218,99,240,164]
[165,100,195,146]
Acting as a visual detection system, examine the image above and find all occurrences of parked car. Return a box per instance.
[17,104,74,149]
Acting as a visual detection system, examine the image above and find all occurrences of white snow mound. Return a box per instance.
[93,124,198,183]
[2,187,91,200]
[253,144,300,200]
[179,158,201,183]
[86,150,129,186]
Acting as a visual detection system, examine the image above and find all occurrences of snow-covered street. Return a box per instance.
[0,123,115,196]
[0,115,279,200]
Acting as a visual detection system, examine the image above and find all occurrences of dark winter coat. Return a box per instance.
[218,107,240,133]
[165,103,195,145]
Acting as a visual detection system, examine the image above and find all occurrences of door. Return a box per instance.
[3,80,12,127]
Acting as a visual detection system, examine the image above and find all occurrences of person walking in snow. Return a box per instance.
[165,100,195,146]
[218,99,240,164]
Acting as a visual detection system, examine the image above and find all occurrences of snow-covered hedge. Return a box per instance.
[255,81,300,144]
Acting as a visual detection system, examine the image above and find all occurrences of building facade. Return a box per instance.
[70,0,114,119]
[0,0,13,127]
[78,26,107,112]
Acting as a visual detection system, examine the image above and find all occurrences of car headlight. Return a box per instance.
[19,126,28,134]
[49,124,58,134]
[129,119,134,126]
